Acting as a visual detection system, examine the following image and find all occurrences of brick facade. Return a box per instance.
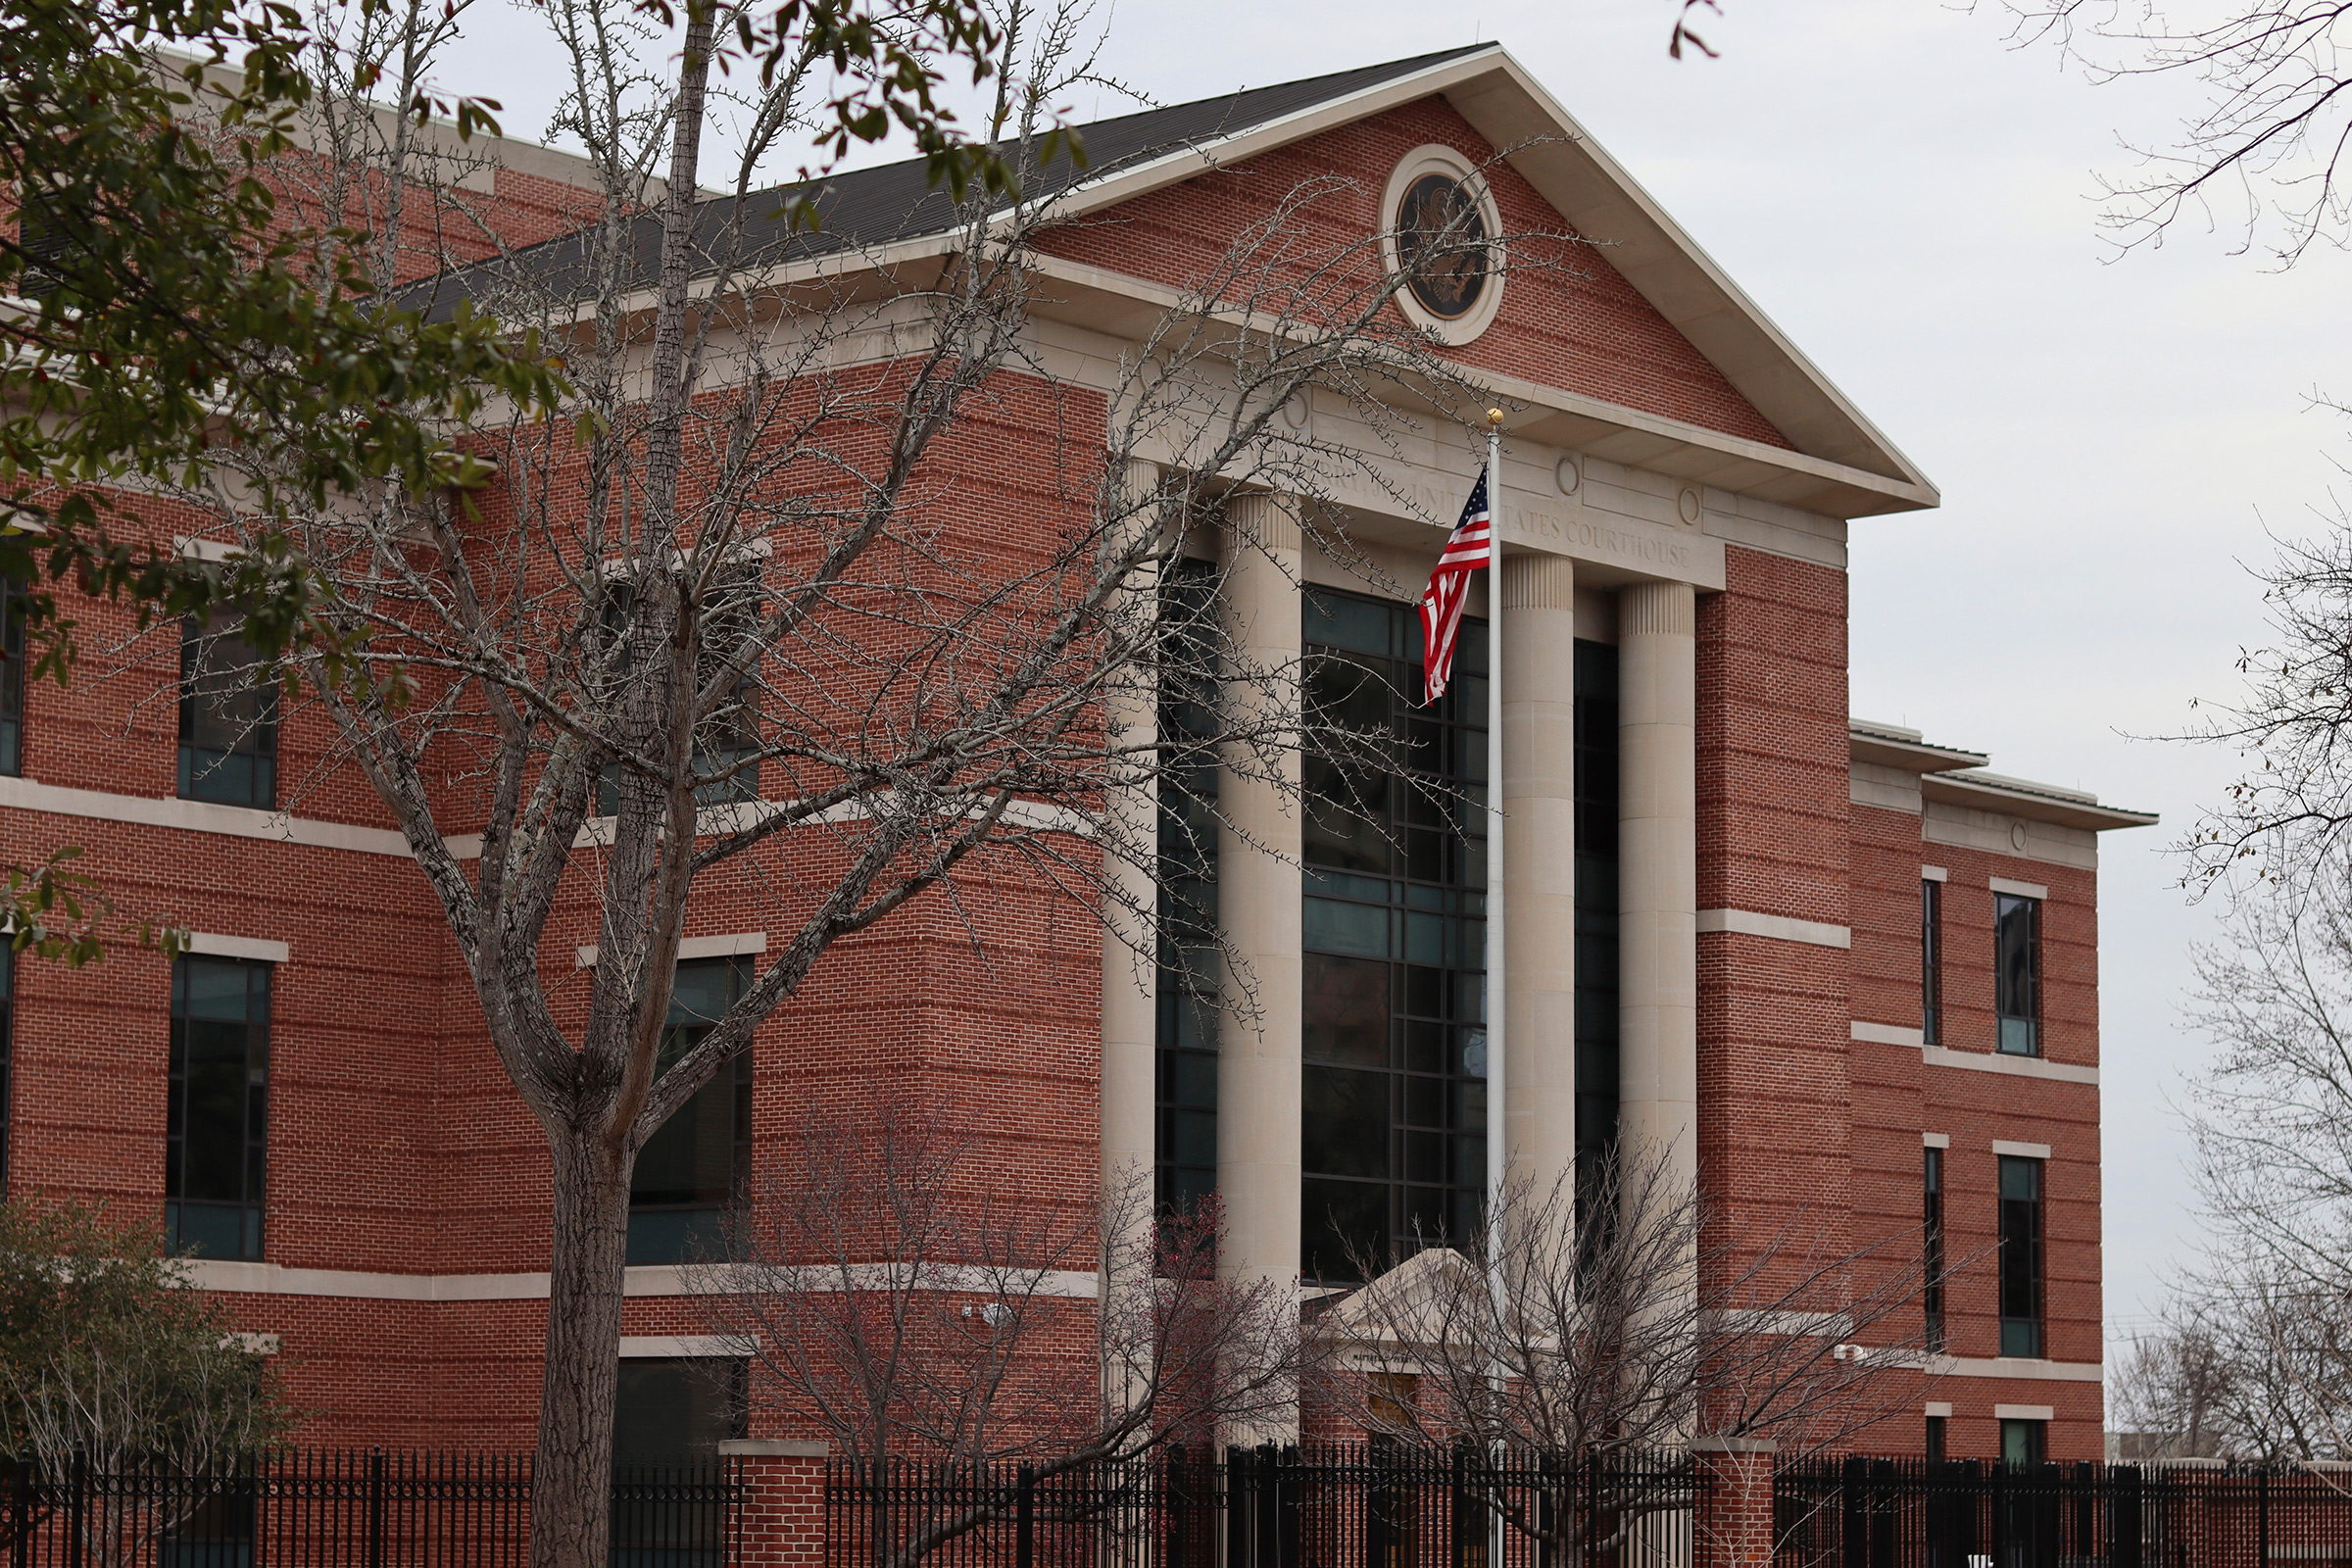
[0,45,2132,1468]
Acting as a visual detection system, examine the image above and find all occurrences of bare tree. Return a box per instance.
[1323,1150,1928,1561]
[2171,536,2352,889]
[2109,1321,2237,1459]
[2195,1271,2352,1461]
[2112,1271,2352,1463]
[697,1100,1300,1567]
[2122,862,2352,1463]
[149,0,1577,1556]
[2006,0,2352,264]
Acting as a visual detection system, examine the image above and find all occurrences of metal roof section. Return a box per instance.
[407,44,1938,517]
[405,45,1494,318]
[1850,719,2158,833]
[1921,770,2160,833]
[1849,718,1989,775]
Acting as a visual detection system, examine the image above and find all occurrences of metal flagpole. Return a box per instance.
[1483,408,1508,1561]
[1483,405,1507,1283]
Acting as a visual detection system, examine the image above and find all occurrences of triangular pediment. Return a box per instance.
[1033,46,1936,516]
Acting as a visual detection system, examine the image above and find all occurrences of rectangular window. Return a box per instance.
[627,956,752,1264]
[0,573,24,778]
[2000,1418,2046,1467]
[612,1353,744,1568]
[0,944,15,1187]
[596,563,762,813]
[18,188,75,301]
[1154,561,1220,1214]
[1923,1146,1945,1352]
[1921,879,1941,1045]
[684,564,761,809]
[1994,894,2040,1055]
[178,619,277,808]
[1926,1414,1946,1462]
[1298,588,1487,1285]
[1574,641,1620,1218]
[1997,1154,2044,1358]
[612,1356,748,1469]
[167,956,270,1259]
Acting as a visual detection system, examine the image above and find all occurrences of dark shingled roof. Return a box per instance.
[408,43,1494,318]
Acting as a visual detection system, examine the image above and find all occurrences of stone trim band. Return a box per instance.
[1697,907,1852,949]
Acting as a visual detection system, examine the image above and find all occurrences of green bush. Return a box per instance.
[0,1199,292,1470]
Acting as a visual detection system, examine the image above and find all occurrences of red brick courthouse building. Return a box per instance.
[0,44,2148,1462]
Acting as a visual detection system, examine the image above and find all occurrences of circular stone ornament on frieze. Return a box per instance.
[1381,145,1505,346]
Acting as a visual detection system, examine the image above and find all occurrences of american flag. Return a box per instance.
[1419,471,1493,705]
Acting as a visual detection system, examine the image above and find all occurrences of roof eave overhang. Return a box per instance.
[1920,772,2160,833]
[1848,722,1989,774]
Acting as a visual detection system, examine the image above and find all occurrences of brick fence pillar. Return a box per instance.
[1690,1437,1777,1568]
[720,1439,832,1568]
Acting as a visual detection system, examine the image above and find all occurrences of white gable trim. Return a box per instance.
[1033,46,1936,514]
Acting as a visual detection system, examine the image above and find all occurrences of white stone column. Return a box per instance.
[1616,580,1697,1203]
[1500,553,1577,1203]
[1099,458,1162,1414]
[1100,458,1163,1214]
[1216,491,1303,1347]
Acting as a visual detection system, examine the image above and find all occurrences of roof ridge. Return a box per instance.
[761,40,1504,209]
[1030,42,1498,145]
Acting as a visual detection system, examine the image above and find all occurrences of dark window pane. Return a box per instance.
[1994,895,2040,1055]
[1303,593,1396,658]
[1924,1146,1946,1352]
[1304,758,1393,872]
[178,621,277,808]
[2000,1419,2045,1467]
[668,961,740,1028]
[1153,569,1222,1214]
[1303,897,1389,958]
[1921,879,1941,1046]
[1301,1178,1386,1284]
[0,945,14,1184]
[1400,1183,1446,1247]
[1298,587,1489,1282]
[1303,955,1389,1066]
[628,957,751,1263]
[18,191,77,301]
[1997,1154,2043,1358]
[1173,1050,1215,1103]
[166,956,269,1259]
[1302,1066,1389,1179]
[167,1202,251,1260]
[593,564,765,815]
[0,574,24,778]
[1172,1109,1215,1166]
[1573,641,1619,1209]
[1402,1018,1445,1074]
[613,1357,747,1469]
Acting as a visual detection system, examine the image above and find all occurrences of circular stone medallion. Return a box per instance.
[1395,172,1491,320]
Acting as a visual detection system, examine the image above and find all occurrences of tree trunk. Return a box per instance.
[531,1136,632,1568]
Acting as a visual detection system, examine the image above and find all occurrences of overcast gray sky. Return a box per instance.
[437,0,2352,1360]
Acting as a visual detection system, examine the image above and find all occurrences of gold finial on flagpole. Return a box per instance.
[1486,407,1505,425]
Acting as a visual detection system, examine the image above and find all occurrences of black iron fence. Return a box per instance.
[0,1451,735,1568]
[822,1446,1695,1568]
[19,1445,2352,1567]
[1774,1456,2352,1568]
